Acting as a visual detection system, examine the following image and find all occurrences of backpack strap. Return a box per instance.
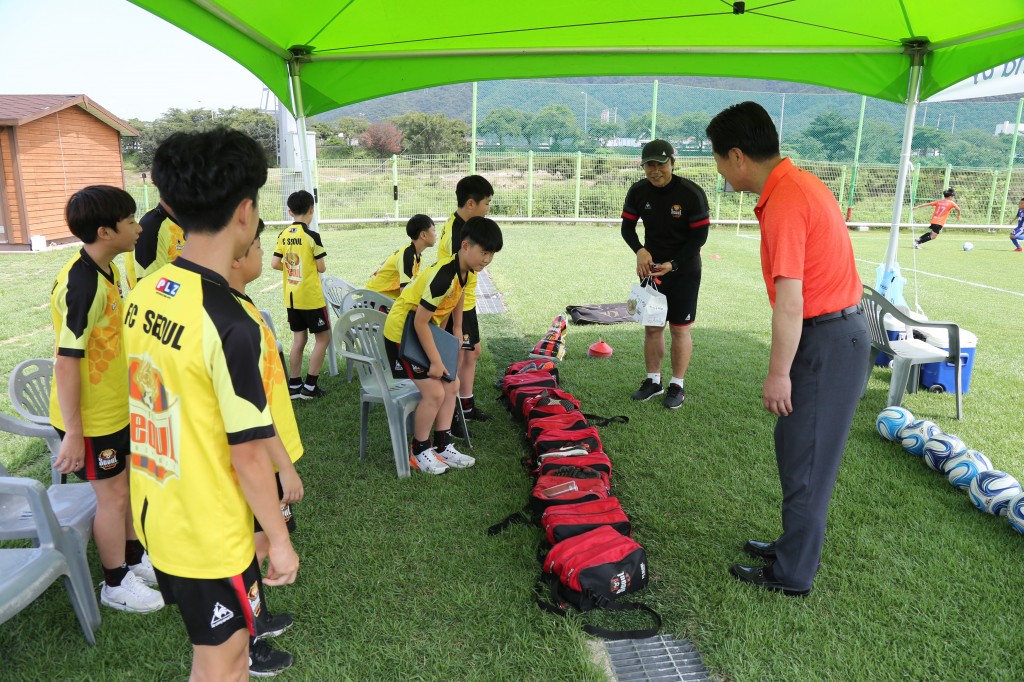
[533,575,662,640]
[486,507,533,535]
[581,413,630,427]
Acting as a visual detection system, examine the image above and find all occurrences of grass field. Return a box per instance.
[1,223,1023,681]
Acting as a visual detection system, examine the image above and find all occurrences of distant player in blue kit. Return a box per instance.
[1010,198,1024,252]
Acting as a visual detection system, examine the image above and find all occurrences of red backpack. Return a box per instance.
[537,452,612,483]
[541,497,630,544]
[533,426,602,458]
[527,411,589,441]
[521,389,581,421]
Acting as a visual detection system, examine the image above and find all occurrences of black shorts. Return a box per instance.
[253,472,297,534]
[55,426,128,481]
[287,306,331,334]
[653,269,702,326]
[155,556,263,646]
[384,337,429,380]
[444,306,479,349]
[929,223,944,233]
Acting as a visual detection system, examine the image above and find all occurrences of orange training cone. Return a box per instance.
[588,338,613,358]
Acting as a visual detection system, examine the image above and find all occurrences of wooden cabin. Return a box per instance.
[0,95,138,250]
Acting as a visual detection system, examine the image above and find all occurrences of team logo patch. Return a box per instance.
[128,357,181,485]
[644,202,652,210]
[281,502,293,523]
[670,204,683,218]
[210,602,234,628]
[155,277,181,297]
[610,571,632,595]
[247,581,263,618]
[97,448,118,470]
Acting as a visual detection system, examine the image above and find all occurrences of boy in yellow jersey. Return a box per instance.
[125,128,299,680]
[364,214,436,303]
[436,176,494,433]
[229,219,304,671]
[383,217,503,474]
[125,201,185,288]
[271,190,330,400]
[49,185,163,614]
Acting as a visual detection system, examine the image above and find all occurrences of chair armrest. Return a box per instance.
[0,476,60,547]
[335,349,375,365]
[0,413,58,440]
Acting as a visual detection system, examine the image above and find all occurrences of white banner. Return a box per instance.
[927,57,1024,102]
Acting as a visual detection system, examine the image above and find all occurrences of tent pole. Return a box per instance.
[288,53,316,210]
[880,46,924,298]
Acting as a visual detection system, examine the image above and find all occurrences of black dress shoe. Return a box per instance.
[729,563,810,597]
[744,539,777,561]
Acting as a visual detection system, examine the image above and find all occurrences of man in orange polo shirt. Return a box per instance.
[706,101,869,597]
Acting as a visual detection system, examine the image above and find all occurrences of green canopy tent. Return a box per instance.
[127,0,1024,289]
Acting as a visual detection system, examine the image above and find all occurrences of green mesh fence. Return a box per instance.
[124,79,1024,226]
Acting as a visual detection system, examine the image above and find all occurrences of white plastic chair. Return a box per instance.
[321,276,357,378]
[0,477,98,644]
[4,359,63,485]
[259,310,289,378]
[0,461,100,630]
[341,288,394,315]
[861,285,964,419]
[334,308,470,478]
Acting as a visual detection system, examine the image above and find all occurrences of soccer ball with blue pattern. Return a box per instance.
[969,471,1022,516]
[945,450,993,491]
[876,407,914,441]
[900,420,941,457]
[923,433,968,473]
[1006,493,1024,534]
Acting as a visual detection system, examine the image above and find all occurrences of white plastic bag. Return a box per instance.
[626,278,668,327]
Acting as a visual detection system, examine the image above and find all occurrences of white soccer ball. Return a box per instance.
[1007,493,1024,534]
[900,420,941,457]
[876,406,915,441]
[962,242,974,251]
[922,433,968,473]
[945,450,994,491]
[969,471,1022,516]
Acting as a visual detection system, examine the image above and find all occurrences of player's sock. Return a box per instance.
[433,430,452,451]
[1012,237,1021,249]
[669,376,684,388]
[647,372,662,384]
[104,563,130,588]
[303,374,319,391]
[459,395,474,412]
[411,438,432,456]
[125,539,145,566]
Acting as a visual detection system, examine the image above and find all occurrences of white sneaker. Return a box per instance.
[435,443,475,469]
[100,571,164,613]
[129,552,158,586]
[410,448,449,475]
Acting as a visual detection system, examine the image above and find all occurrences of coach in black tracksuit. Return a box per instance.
[621,139,710,410]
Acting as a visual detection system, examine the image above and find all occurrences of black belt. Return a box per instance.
[803,305,861,327]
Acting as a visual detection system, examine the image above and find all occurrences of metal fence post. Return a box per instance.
[999,97,1023,223]
[574,151,582,218]
[714,175,723,223]
[909,163,921,209]
[987,170,999,224]
[392,154,399,219]
[838,165,848,210]
[470,82,478,175]
[943,164,952,190]
[846,96,866,219]
[650,80,659,140]
[527,150,534,219]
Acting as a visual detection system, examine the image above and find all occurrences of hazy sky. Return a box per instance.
[0,0,271,121]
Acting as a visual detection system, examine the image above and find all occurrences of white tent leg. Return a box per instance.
[879,49,924,304]
[288,56,316,222]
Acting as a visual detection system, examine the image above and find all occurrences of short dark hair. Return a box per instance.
[406,214,434,240]
[705,101,780,162]
[287,190,315,215]
[255,218,266,242]
[461,217,503,253]
[151,127,267,235]
[455,175,493,208]
[65,185,136,244]
[943,188,956,198]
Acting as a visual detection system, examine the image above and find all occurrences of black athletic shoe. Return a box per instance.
[450,410,469,440]
[631,378,664,401]
[299,385,326,400]
[663,384,685,409]
[254,611,294,641]
[249,640,294,677]
[463,406,491,422]
[289,385,302,400]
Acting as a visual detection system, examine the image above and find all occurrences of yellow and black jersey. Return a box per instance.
[48,249,128,436]
[383,253,467,343]
[130,204,185,288]
[437,212,478,311]
[365,243,420,299]
[273,222,326,310]
[233,290,303,466]
[125,258,274,579]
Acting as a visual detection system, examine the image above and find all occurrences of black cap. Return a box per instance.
[641,139,674,165]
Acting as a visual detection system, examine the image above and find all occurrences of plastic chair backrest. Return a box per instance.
[341,288,392,314]
[337,308,389,382]
[9,358,53,424]
[322,276,356,316]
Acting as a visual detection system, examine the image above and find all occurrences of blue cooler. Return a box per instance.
[918,328,978,394]
[875,316,906,368]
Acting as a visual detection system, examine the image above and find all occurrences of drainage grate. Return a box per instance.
[605,636,712,682]
[474,270,507,314]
